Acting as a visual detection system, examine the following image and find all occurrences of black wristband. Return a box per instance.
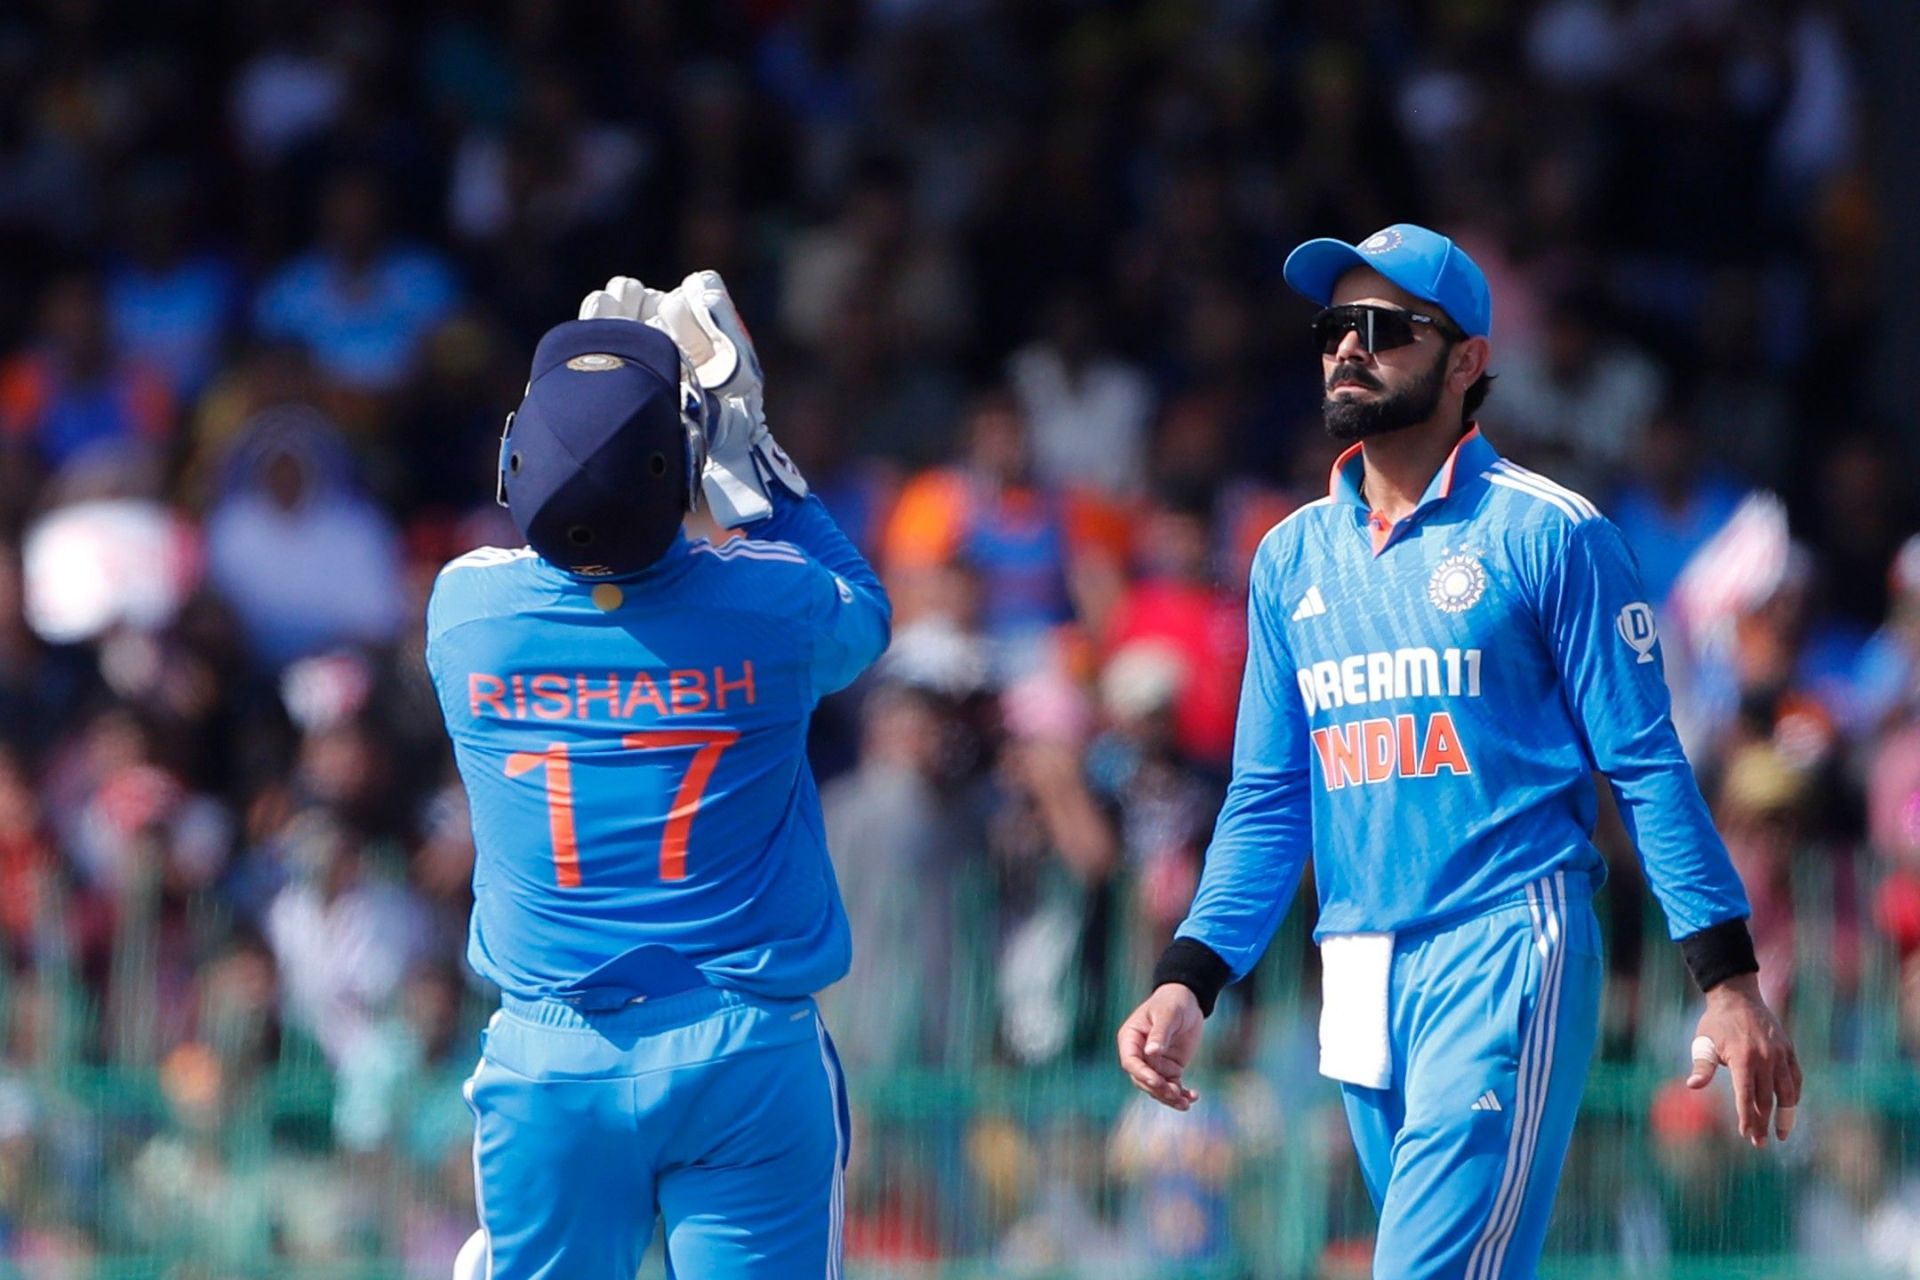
[1151,938,1233,1018]
[1678,917,1759,992]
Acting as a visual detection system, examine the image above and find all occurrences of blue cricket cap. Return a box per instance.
[1282,223,1492,338]
[500,318,697,576]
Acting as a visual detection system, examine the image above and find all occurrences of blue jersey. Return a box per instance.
[425,493,891,1000]
[1179,428,1748,977]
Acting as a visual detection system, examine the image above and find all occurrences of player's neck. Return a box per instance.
[1357,417,1469,525]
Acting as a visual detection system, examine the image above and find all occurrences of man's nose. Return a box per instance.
[1333,327,1370,362]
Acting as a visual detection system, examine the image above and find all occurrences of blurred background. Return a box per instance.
[0,0,1915,1276]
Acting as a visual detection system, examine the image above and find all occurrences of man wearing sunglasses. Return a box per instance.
[1118,224,1799,1278]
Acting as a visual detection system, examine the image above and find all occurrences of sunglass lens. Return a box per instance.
[1313,306,1419,354]
[1312,309,1359,355]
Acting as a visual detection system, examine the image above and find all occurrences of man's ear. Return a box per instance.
[1453,336,1490,391]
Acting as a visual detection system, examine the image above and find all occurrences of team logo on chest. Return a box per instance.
[1427,549,1487,614]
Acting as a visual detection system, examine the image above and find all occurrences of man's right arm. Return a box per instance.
[1155,532,1315,1014]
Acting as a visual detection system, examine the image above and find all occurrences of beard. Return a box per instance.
[1321,351,1449,444]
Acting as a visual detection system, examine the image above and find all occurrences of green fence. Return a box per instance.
[0,846,1912,1278]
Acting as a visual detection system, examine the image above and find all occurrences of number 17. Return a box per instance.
[504,730,740,887]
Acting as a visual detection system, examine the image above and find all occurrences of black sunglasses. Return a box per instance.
[1311,303,1463,356]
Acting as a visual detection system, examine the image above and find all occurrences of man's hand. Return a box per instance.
[1117,983,1205,1111]
[655,270,762,400]
[651,270,807,526]
[577,275,666,324]
[1686,972,1802,1147]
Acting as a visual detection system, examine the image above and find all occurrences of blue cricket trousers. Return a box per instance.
[1340,871,1603,1280]
[464,984,849,1279]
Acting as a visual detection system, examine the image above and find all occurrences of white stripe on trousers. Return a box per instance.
[815,1017,847,1280]
[463,1058,495,1280]
[1464,872,1567,1280]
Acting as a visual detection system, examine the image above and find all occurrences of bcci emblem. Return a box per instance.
[1617,602,1658,664]
[1362,229,1405,255]
[1428,552,1487,614]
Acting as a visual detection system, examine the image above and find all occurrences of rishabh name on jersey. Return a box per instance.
[423,495,890,1003]
[1178,427,1748,974]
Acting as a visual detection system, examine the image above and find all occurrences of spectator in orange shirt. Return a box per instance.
[882,389,1129,679]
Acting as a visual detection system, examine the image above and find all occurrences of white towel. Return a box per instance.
[1318,932,1395,1089]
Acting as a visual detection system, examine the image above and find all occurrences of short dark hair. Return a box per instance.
[1463,371,1495,426]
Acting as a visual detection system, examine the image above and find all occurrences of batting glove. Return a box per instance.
[576,275,667,324]
[654,270,807,527]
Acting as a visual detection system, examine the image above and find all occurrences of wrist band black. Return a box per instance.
[1151,938,1233,1018]
[1678,918,1759,992]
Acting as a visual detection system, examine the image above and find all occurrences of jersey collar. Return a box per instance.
[1327,424,1498,512]
[535,529,695,585]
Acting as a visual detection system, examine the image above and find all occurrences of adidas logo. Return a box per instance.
[1470,1090,1503,1113]
[1291,586,1328,621]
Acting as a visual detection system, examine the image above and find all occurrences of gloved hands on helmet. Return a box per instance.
[576,272,808,528]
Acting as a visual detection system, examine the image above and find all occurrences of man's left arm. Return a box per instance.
[1539,516,1802,1146]
[755,490,892,699]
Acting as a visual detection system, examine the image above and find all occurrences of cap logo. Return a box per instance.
[1361,229,1404,255]
[566,354,625,372]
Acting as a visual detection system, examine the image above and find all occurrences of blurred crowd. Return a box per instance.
[0,0,1914,1274]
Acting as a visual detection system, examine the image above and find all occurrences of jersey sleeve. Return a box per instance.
[755,490,892,700]
[1536,517,1750,938]
[1175,530,1314,979]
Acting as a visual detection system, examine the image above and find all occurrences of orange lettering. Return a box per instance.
[1327,722,1365,790]
[1362,718,1395,783]
[714,661,757,710]
[1310,727,1338,785]
[469,674,507,718]
[1418,712,1472,777]
[506,744,579,887]
[531,674,572,720]
[576,675,621,718]
[623,730,741,880]
[512,674,528,718]
[1397,714,1418,772]
[670,669,710,714]
[622,673,669,718]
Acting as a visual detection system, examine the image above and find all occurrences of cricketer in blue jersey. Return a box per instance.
[1117,225,1801,1280]
[426,272,889,1280]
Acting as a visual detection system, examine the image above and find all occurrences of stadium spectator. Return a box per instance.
[205,408,407,668]
[821,681,983,1071]
[104,167,242,400]
[251,169,458,394]
[1608,402,1745,609]
[1102,480,1246,771]
[262,808,427,1066]
[0,274,174,475]
[1006,284,1155,500]
[1477,289,1664,494]
[883,391,1086,678]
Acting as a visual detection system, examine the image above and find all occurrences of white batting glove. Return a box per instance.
[576,276,667,324]
[653,270,807,527]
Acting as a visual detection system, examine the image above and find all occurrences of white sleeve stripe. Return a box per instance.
[698,535,808,557]
[1492,462,1600,518]
[692,542,809,566]
[704,540,808,562]
[1486,473,1584,523]
[1510,465,1600,519]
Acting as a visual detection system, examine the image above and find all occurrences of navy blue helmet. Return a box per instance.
[495,318,709,576]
